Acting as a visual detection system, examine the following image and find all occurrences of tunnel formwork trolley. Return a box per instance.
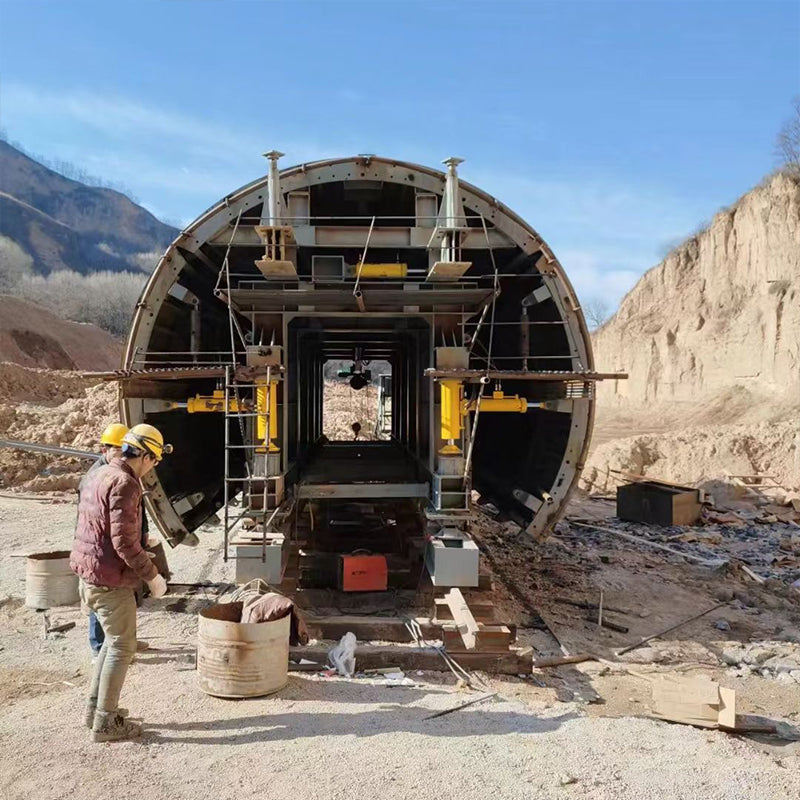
[117,154,623,607]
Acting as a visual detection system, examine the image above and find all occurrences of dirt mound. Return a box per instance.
[583,417,800,494]
[0,379,118,492]
[0,295,122,370]
[0,362,96,403]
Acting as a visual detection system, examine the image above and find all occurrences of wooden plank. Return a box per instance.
[476,624,514,648]
[442,624,513,653]
[434,598,495,623]
[444,588,479,650]
[289,645,533,675]
[427,261,472,281]
[650,677,737,730]
[739,564,766,584]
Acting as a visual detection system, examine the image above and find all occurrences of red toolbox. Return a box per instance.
[339,554,388,592]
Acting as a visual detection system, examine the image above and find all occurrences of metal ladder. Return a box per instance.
[221,365,293,567]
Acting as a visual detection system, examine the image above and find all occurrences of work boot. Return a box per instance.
[91,710,142,743]
[84,701,129,729]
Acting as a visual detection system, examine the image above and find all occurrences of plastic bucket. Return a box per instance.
[197,601,290,698]
[25,551,79,609]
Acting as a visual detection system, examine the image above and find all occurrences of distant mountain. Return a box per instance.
[0,139,177,276]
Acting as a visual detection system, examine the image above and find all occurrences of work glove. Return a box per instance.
[146,534,160,547]
[147,574,168,598]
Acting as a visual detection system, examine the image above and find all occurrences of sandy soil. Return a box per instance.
[322,380,386,441]
[0,367,118,492]
[1,495,799,800]
[586,407,800,494]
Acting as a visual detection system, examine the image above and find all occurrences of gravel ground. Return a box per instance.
[1,496,799,800]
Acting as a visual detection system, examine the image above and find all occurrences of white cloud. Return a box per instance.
[3,82,314,163]
[1,82,330,220]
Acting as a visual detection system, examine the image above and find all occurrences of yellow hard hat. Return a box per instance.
[122,423,174,462]
[100,423,129,448]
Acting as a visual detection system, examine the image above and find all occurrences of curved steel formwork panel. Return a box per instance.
[122,155,601,546]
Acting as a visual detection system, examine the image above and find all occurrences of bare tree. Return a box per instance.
[0,235,34,289]
[11,270,145,336]
[583,297,612,330]
[776,97,800,177]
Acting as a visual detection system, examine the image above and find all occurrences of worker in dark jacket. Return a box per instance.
[71,423,173,743]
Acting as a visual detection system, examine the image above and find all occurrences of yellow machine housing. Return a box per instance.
[355,263,408,278]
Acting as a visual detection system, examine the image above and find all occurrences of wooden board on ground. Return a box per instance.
[651,676,736,729]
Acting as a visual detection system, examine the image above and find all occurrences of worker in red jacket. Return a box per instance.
[70,423,173,743]
[80,422,129,657]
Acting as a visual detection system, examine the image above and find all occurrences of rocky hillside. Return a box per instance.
[0,139,176,276]
[593,172,800,419]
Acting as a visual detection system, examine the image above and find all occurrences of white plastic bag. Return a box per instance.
[328,631,357,677]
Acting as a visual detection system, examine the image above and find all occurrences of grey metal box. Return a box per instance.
[425,531,479,587]
[312,255,345,281]
[234,537,286,585]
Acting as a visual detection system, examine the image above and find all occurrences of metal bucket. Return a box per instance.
[197,601,290,698]
[25,551,79,609]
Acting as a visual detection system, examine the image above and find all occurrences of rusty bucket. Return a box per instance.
[25,551,79,609]
[197,601,290,698]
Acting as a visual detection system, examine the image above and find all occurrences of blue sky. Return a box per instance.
[1,0,798,311]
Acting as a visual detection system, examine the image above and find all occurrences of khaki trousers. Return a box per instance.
[80,580,137,713]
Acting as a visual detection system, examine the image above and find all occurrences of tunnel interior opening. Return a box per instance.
[286,315,431,487]
[321,358,391,442]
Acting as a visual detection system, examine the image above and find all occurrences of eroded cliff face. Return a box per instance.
[585,173,800,490]
[593,173,800,412]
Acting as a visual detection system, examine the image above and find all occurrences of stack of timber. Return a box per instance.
[286,585,532,675]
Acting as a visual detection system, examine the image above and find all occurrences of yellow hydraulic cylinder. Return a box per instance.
[171,390,245,413]
[463,390,529,414]
[256,380,280,453]
[439,379,463,454]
